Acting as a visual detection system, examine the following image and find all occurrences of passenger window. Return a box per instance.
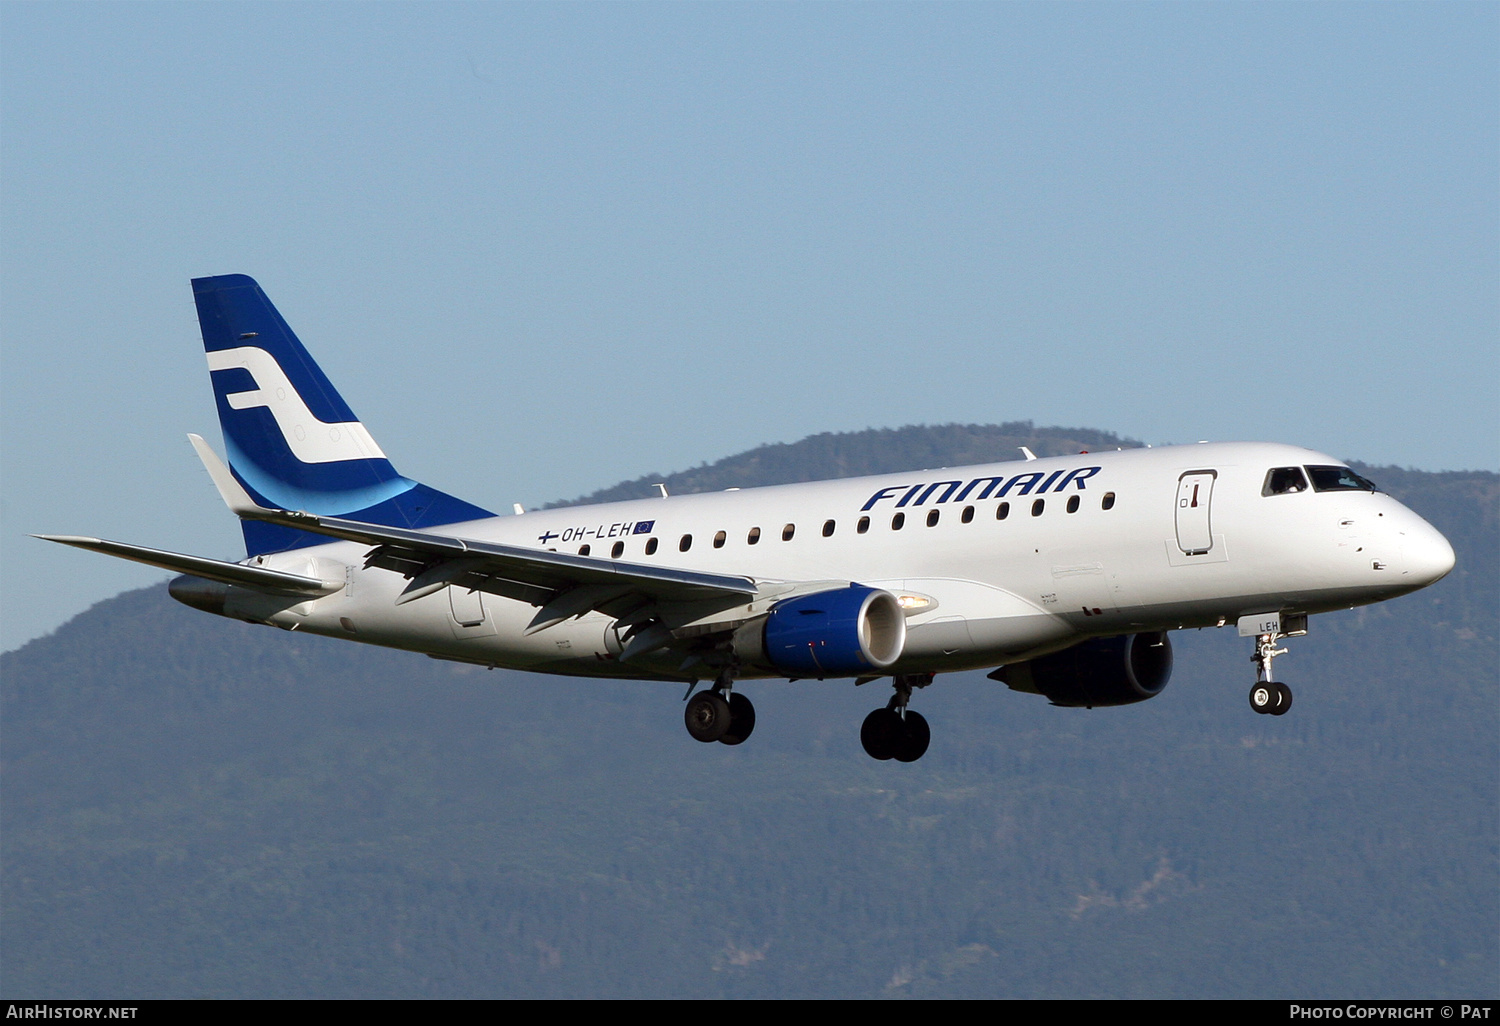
[713,530,726,549]
[782,524,795,541]
[891,512,905,530]
[747,527,761,545]
[997,502,1010,520]
[679,534,692,552]
[611,541,624,559]
[1102,492,1116,510]
[961,506,974,523]
[1031,499,1045,517]
[578,544,591,556]
[1067,495,1080,513]
[644,537,658,555]
[857,516,870,534]
[1263,467,1309,496]
[926,509,940,527]
[822,519,835,537]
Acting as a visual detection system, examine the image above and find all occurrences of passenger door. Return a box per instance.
[1174,471,1217,555]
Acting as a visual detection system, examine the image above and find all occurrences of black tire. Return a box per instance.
[894,710,930,763]
[720,692,757,745]
[684,691,732,742]
[861,707,901,760]
[1269,681,1293,716]
[1249,683,1276,714]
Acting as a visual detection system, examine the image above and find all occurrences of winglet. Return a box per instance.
[188,433,274,518]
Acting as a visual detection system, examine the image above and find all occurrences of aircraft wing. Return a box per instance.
[270,508,755,604]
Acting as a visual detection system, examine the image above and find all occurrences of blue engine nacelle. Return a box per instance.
[991,632,1173,707]
[735,585,907,678]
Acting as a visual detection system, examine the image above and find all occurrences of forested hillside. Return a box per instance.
[4,426,1495,998]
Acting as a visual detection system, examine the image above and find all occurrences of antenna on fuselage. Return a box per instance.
[1019,447,1038,461]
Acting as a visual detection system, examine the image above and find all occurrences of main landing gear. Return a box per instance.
[684,669,755,746]
[682,669,937,759]
[860,673,933,762]
[1247,631,1294,716]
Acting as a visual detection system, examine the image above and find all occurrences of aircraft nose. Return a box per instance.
[1403,517,1456,587]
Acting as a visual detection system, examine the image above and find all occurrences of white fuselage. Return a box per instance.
[225,442,1455,681]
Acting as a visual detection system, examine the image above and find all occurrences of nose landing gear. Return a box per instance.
[860,673,933,762]
[1248,631,1294,716]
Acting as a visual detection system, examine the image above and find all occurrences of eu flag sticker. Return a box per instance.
[633,521,655,534]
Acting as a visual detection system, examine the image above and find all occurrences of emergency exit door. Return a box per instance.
[448,585,498,638]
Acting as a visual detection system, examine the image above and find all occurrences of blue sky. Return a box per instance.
[3,2,1496,651]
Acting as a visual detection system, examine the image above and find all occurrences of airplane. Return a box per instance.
[39,274,1457,762]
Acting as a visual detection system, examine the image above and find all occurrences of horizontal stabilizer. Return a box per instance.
[34,535,336,596]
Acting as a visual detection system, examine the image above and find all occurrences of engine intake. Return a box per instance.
[736,585,906,678]
[994,632,1173,707]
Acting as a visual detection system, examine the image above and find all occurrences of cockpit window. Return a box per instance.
[1262,467,1309,496]
[1306,465,1378,493]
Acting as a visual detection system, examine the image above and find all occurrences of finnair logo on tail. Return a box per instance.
[206,347,387,465]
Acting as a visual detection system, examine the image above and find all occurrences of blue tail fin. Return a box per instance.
[192,274,493,556]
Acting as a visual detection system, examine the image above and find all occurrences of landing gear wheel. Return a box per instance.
[1249,681,1292,715]
[719,692,757,746]
[1249,683,1275,714]
[861,707,902,760]
[894,710,930,763]
[685,690,732,742]
[1268,681,1293,716]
